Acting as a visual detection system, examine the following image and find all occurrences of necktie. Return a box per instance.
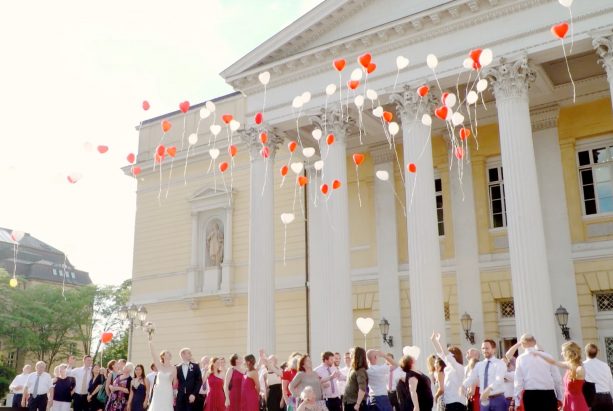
[328,367,335,394]
[32,374,40,398]
[483,360,490,390]
[81,368,89,394]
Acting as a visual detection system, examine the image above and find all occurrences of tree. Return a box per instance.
[90,280,131,361]
[0,363,16,399]
[100,332,128,366]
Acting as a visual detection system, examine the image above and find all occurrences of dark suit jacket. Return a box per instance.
[175,362,202,399]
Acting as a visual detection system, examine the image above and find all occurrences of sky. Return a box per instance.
[0,0,323,286]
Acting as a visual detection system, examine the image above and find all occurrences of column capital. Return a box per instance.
[530,104,560,132]
[309,106,354,141]
[239,126,285,159]
[370,143,396,165]
[390,84,436,121]
[593,35,613,77]
[485,56,536,101]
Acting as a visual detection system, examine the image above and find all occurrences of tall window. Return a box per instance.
[435,178,444,236]
[7,352,16,368]
[578,144,613,215]
[488,165,507,228]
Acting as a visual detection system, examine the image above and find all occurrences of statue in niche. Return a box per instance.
[206,220,224,267]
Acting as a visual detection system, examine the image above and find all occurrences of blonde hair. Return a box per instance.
[160,350,171,364]
[300,386,315,401]
[426,354,436,374]
[562,341,582,380]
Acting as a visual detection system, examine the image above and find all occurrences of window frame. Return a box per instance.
[487,159,507,229]
[434,176,445,237]
[576,136,613,217]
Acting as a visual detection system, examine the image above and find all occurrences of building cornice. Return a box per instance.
[530,104,560,131]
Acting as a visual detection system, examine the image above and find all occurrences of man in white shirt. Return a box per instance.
[22,361,53,411]
[366,350,395,411]
[70,355,93,411]
[464,339,507,411]
[514,333,563,411]
[338,352,351,399]
[314,351,342,411]
[583,343,613,411]
[9,364,32,408]
[385,353,403,411]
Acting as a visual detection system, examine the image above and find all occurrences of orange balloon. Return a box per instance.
[254,112,263,125]
[161,120,172,133]
[459,127,471,141]
[332,179,341,190]
[228,145,238,157]
[382,111,393,122]
[156,145,165,157]
[320,183,329,195]
[347,80,360,90]
[222,114,233,124]
[132,166,142,176]
[219,162,229,173]
[407,163,417,173]
[166,146,177,158]
[101,332,113,344]
[469,48,482,70]
[366,62,377,74]
[358,52,372,69]
[417,85,429,97]
[551,22,569,39]
[281,165,289,177]
[298,175,309,187]
[333,58,346,72]
[326,133,335,145]
[260,132,268,144]
[352,153,365,166]
[288,141,297,153]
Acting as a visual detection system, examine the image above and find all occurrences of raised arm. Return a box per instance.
[430,331,445,358]
[531,351,569,370]
[505,342,521,362]
[148,340,162,370]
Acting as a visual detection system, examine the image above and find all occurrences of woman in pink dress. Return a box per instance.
[241,355,260,411]
[532,341,589,411]
[224,354,243,411]
[204,358,226,411]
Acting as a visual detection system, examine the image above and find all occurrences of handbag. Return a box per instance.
[96,385,108,403]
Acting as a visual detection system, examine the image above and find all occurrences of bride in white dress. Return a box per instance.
[147,335,177,411]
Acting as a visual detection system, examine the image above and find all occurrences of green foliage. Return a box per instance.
[100,332,128,366]
[0,363,16,399]
[90,280,131,361]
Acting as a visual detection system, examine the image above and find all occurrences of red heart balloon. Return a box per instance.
[260,132,268,144]
[353,153,365,166]
[281,165,289,177]
[288,141,297,153]
[332,179,341,190]
[132,166,141,176]
[358,53,372,69]
[459,127,471,141]
[435,106,449,121]
[455,146,464,159]
[228,145,238,157]
[156,145,165,157]
[320,183,329,195]
[407,163,417,173]
[127,153,136,164]
[142,100,150,111]
[333,58,346,72]
[154,154,163,164]
[179,101,190,113]
[347,80,360,90]
[254,112,263,125]
[298,175,309,187]
[551,22,569,39]
[219,162,229,173]
[97,145,109,154]
[260,146,270,158]
[100,332,113,344]
[222,114,233,124]
[469,48,483,69]
[326,133,335,145]
[166,146,177,158]
[366,63,377,74]
[417,85,429,97]
[161,120,172,133]
[382,111,393,123]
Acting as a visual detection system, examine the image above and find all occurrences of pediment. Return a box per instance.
[190,186,235,211]
[190,187,230,202]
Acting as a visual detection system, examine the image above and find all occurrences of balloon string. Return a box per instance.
[338,72,342,120]
[263,84,268,115]
[561,38,576,103]
[391,181,407,217]
[569,8,574,54]
[183,145,191,185]
[283,224,288,266]
[221,174,230,206]
[292,177,298,212]
[157,160,163,206]
[261,158,269,198]
[180,116,187,151]
[299,186,306,221]
[356,166,362,208]
[393,68,400,91]
[408,174,418,214]
[324,196,336,232]
[12,243,18,282]
[393,142,405,186]
[431,69,443,94]
[165,156,176,199]
[313,172,319,207]
[230,157,235,198]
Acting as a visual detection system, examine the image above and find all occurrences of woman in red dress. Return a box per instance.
[224,354,243,411]
[532,341,589,411]
[241,355,260,411]
[204,358,226,411]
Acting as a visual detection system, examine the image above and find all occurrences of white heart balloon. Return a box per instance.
[451,111,465,126]
[463,58,473,70]
[209,148,220,160]
[258,71,271,85]
[229,119,240,131]
[280,213,295,225]
[559,0,573,7]
[292,96,304,109]
[314,160,324,171]
[444,93,457,108]
[354,95,364,108]
[396,55,409,70]
[402,345,421,361]
[366,89,378,101]
[301,91,311,104]
[375,170,389,181]
[389,121,400,136]
[200,107,210,119]
[356,317,375,335]
[290,162,304,174]
[426,54,438,69]
[188,133,198,145]
[421,114,432,126]
[11,230,25,242]
[479,48,493,67]
[83,142,93,152]
[325,83,337,96]
[312,129,322,141]
[373,106,384,118]
[205,101,216,112]
[302,147,316,158]
[67,172,83,183]
[210,124,221,136]
[476,79,488,93]
[466,90,479,105]
[351,68,363,81]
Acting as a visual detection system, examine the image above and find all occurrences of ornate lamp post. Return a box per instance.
[118,304,148,360]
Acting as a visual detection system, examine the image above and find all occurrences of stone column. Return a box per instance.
[532,105,583,346]
[391,86,446,366]
[309,108,354,356]
[242,127,284,354]
[372,143,402,358]
[449,152,484,350]
[487,57,557,352]
[593,35,613,111]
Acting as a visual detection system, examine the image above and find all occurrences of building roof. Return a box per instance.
[0,227,92,286]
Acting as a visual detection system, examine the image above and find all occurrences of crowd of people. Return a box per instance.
[8,332,613,411]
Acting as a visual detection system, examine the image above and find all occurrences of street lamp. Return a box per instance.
[379,318,394,347]
[555,305,571,340]
[460,312,476,344]
[118,304,148,360]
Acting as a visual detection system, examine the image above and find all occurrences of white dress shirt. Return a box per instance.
[464,357,506,396]
[366,364,390,397]
[9,373,31,394]
[25,372,53,397]
[514,348,563,402]
[70,366,91,395]
[181,363,189,379]
[338,366,349,395]
[503,370,515,399]
[314,364,340,399]
[388,366,404,391]
[439,353,467,405]
[583,358,613,394]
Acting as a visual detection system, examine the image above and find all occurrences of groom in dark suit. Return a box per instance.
[175,348,203,411]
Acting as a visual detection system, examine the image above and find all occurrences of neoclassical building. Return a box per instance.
[128,0,613,369]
